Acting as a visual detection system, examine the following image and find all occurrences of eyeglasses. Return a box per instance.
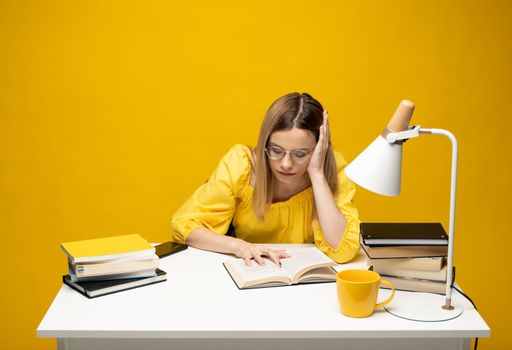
[265,146,312,164]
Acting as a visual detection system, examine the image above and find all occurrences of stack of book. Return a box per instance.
[61,234,167,298]
[360,223,450,294]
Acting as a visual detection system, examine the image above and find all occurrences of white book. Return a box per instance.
[373,265,448,282]
[223,247,337,289]
[68,268,157,282]
[69,255,159,277]
[379,275,446,294]
[368,257,445,271]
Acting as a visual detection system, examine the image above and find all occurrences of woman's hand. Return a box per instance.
[307,110,330,178]
[230,239,289,266]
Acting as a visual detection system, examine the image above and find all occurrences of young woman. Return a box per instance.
[171,92,360,265]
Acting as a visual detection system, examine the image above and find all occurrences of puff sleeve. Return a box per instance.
[171,145,250,244]
[312,152,361,263]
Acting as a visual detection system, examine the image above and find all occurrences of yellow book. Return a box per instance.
[61,234,155,264]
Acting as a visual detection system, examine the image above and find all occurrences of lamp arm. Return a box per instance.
[420,128,458,310]
[386,125,421,143]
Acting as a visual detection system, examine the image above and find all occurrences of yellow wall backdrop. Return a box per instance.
[1,0,510,348]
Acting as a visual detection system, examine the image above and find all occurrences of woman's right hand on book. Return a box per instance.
[231,239,289,266]
[186,227,289,267]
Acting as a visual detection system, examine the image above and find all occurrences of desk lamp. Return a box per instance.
[344,100,463,321]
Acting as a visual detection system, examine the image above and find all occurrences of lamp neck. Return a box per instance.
[420,127,458,308]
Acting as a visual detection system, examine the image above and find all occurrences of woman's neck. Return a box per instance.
[272,175,311,203]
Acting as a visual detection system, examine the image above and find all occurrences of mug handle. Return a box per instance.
[375,279,395,308]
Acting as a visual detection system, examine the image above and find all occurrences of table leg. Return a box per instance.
[57,338,69,350]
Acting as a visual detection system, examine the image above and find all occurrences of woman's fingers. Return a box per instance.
[257,248,288,266]
[243,255,252,266]
[254,254,265,266]
[245,246,267,266]
[317,110,329,153]
[249,247,264,266]
[265,249,282,266]
[266,249,291,266]
[276,249,290,258]
[323,110,329,148]
[316,124,324,154]
[241,246,290,267]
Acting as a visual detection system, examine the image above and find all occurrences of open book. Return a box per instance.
[223,247,337,289]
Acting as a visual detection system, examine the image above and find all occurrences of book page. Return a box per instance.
[296,266,336,283]
[280,247,336,282]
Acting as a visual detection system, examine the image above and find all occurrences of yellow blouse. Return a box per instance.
[171,144,361,263]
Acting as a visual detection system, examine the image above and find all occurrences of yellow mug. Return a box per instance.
[336,269,395,318]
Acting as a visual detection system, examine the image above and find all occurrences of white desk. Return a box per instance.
[37,244,490,350]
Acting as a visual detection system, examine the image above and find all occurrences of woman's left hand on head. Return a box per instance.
[307,110,329,178]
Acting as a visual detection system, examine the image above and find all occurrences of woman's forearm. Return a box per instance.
[310,172,346,248]
[186,227,242,254]
[185,227,289,266]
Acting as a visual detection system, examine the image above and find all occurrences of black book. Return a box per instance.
[361,222,448,246]
[63,268,167,298]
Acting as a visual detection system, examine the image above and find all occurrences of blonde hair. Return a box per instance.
[253,92,339,219]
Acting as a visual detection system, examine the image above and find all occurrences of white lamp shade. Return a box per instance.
[344,135,403,196]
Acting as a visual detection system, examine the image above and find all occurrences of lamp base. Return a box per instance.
[384,291,463,322]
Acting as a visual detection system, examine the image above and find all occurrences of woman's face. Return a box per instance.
[267,127,317,184]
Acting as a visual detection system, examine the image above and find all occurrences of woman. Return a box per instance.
[171,92,360,265]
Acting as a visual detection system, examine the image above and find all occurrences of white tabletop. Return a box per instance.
[37,244,490,339]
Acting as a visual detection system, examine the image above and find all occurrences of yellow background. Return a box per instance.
[1,0,510,348]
